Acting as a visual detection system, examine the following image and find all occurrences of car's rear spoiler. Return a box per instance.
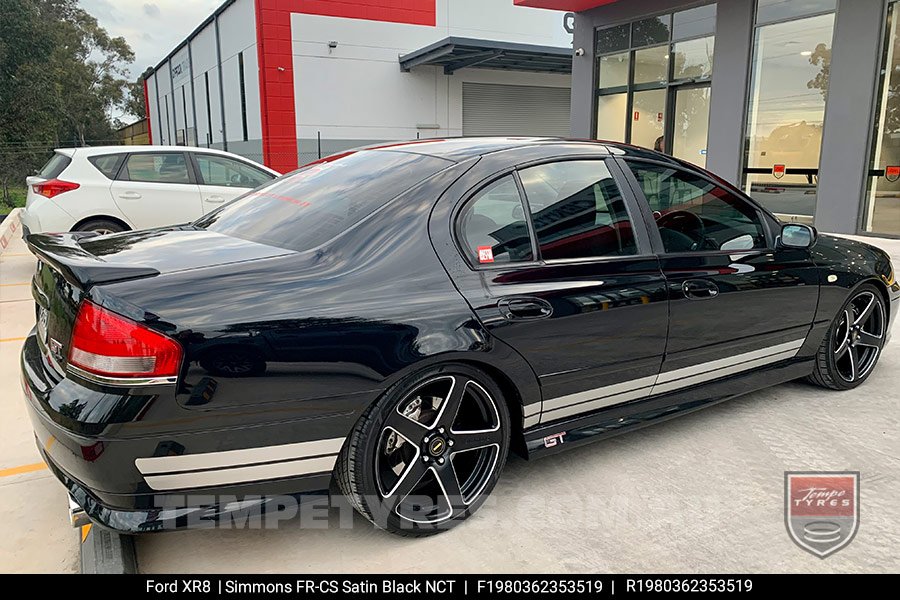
[26,233,160,290]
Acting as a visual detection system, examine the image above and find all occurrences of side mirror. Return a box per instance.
[778,223,817,249]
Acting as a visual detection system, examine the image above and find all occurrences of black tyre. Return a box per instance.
[74,219,127,235]
[335,363,510,536]
[808,283,887,390]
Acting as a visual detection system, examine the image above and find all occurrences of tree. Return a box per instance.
[806,43,831,101]
[123,67,155,123]
[0,0,137,200]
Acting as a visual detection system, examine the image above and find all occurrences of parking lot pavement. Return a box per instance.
[0,229,78,573]
[0,231,897,574]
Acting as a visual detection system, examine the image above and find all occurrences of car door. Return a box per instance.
[620,158,819,393]
[191,153,276,213]
[110,152,202,228]
[451,158,669,427]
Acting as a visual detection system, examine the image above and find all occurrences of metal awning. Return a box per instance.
[399,37,572,75]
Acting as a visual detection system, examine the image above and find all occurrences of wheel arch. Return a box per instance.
[71,214,132,232]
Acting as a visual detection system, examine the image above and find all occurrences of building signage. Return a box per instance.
[772,164,786,179]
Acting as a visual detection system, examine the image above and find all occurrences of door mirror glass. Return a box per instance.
[779,224,817,249]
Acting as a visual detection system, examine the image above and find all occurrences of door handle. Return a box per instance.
[118,192,142,200]
[206,195,226,204]
[498,297,553,321]
[682,279,719,300]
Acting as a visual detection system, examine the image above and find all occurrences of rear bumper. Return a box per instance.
[20,332,347,533]
[20,198,75,234]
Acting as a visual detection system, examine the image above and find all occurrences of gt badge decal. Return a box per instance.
[477,246,494,264]
[543,432,566,448]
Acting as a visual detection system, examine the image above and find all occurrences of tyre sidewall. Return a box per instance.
[822,283,886,390]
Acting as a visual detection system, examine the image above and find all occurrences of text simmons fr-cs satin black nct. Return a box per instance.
[21,138,898,535]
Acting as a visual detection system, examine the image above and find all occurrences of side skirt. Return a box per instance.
[523,358,814,459]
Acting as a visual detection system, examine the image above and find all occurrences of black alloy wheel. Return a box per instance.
[335,364,510,536]
[809,284,887,390]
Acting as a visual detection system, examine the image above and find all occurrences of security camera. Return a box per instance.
[575,48,585,57]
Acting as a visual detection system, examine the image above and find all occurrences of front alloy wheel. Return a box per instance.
[809,284,887,390]
[336,364,510,536]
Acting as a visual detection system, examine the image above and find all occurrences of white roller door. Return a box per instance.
[462,82,571,137]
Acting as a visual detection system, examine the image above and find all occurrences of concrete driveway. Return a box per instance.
[1,215,897,573]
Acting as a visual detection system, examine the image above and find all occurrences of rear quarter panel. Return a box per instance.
[93,160,541,445]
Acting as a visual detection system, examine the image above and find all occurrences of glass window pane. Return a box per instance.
[520,161,637,260]
[744,13,835,218]
[197,151,448,252]
[596,93,627,142]
[597,51,630,89]
[631,88,667,151]
[633,45,669,84]
[597,24,630,54]
[459,176,533,264]
[629,162,767,253]
[195,154,273,188]
[673,4,717,40]
[756,0,836,25]
[125,153,191,184]
[632,16,670,47]
[88,154,125,179]
[673,87,711,168]
[865,1,900,235]
[673,37,714,80]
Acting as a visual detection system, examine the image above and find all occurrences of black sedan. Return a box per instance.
[21,138,898,536]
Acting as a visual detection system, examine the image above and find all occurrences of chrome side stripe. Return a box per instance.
[650,349,799,396]
[135,437,345,475]
[135,437,345,491]
[534,339,805,426]
[541,386,652,423]
[542,374,657,412]
[653,339,804,385]
[143,456,338,491]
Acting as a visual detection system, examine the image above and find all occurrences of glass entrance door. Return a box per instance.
[671,85,711,168]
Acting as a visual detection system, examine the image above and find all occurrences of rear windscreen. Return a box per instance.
[38,153,71,179]
[195,150,450,252]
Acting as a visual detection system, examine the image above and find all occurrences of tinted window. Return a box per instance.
[88,154,125,179]
[38,153,71,179]
[197,150,448,252]
[459,176,533,265]
[519,160,637,260]
[673,4,716,40]
[195,154,272,188]
[756,0,835,24]
[124,153,191,184]
[597,23,630,54]
[628,162,767,253]
[631,16,670,47]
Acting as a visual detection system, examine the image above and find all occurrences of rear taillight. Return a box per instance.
[68,301,182,379]
[32,179,79,199]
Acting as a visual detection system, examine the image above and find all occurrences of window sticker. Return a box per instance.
[477,246,494,264]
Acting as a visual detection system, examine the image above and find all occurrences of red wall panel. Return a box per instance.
[143,79,153,144]
[255,0,436,172]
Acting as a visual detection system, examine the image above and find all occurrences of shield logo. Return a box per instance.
[785,471,859,558]
[885,166,900,182]
[772,164,786,180]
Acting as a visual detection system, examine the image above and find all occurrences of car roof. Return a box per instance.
[360,137,617,162]
[55,145,276,170]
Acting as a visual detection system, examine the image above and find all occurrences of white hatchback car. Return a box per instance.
[22,146,280,235]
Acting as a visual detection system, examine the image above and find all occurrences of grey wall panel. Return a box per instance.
[815,0,886,233]
[706,0,755,185]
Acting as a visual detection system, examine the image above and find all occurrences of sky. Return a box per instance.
[79,0,224,78]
